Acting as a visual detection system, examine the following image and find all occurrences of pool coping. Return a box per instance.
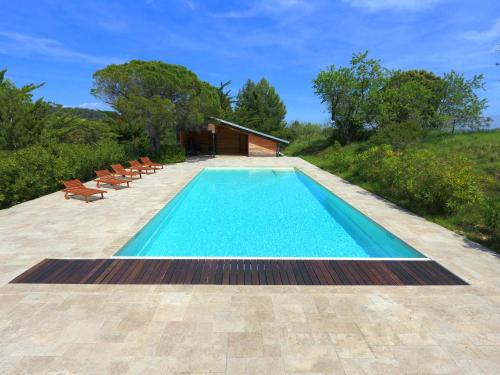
[113,256,431,261]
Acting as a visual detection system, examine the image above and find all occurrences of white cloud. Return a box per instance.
[210,0,313,19]
[342,0,444,12]
[0,31,123,65]
[184,0,196,10]
[74,102,109,110]
[462,19,500,42]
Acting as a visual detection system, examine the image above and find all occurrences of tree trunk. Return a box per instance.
[451,119,456,134]
[339,123,351,145]
[148,125,161,155]
[152,132,161,155]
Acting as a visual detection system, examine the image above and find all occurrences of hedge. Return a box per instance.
[0,141,126,208]
[155,144,186,164]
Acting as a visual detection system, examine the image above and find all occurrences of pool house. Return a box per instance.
[178,117,289,157]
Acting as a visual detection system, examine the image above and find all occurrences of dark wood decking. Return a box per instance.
[10,259,467,285]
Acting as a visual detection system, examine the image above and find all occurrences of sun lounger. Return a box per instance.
[95,170,131,189]
[62,179,107,203]
[140,156,163,169]
[129,160,156,174]
[111,164,142,179]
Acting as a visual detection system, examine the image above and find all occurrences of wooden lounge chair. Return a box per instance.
[129,160,156,174]
[95,170,131,189]
[111,164,142,179]
[140,156,163,169]
[62,179,107,203]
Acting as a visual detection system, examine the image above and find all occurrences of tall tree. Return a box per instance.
[91,60,221,154]
[438,71,490,133]
[378,69,445,129]
[0,69,52,150]
[217,80,234,116]
[233,78,287,134]
[313,51,386,144]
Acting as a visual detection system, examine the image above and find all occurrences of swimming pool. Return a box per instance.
[116,168,426,259]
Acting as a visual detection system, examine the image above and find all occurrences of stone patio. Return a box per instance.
[0,156,499,374]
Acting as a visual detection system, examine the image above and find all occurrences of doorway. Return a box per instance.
[238,134,248,155]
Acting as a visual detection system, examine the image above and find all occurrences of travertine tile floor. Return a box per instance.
[0,156,498,374]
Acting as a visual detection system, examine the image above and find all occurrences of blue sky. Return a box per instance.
[1,0,499,123]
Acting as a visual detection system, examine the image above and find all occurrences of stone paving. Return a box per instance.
[0,156,499,374]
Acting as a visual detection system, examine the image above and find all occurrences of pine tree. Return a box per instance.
[233,78,286,134]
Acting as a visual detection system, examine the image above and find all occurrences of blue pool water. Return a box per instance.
[116,168,425,258]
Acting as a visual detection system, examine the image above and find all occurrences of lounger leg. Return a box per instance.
[64,192,70,200]
[101,193,104,199]
[85,195,89,203]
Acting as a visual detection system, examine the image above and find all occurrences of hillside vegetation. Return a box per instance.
[285,130,500,252]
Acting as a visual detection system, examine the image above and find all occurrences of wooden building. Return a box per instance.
[179,117,289,157]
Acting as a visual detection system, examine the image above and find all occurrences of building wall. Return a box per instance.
[180,125,281,157]
[248,134,278,156]
[216,126,246,155]
[181,130,212,154]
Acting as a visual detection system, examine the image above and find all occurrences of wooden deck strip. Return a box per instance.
[10,259,468,285]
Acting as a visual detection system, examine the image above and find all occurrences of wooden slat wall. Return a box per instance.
[216,126,243,155]
[248,134,277,156]
[10,259,468,286]
[184,131,212,154]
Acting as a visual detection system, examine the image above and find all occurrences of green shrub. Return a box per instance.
[484,198,500,233]
[155,144,186,164]
[319,141,357,174]
[0,142,127,209]
[350,146,485,215]
[371,120,425,150]
[0,146,57,207]
[355,144,395,182]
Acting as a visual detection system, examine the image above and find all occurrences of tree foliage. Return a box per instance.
[217,80,234,117]
[313,51,386,144]
[52,106,113,121]
[0,69,52,150]
[370,120,425,150]
[312,52,491,144]
[233,78,286,135]
[0,70,119,150]
[378,70,444,129]
[91,60,221,154]
[438,71,490,133]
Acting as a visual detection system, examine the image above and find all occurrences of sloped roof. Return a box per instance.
[209,117,289,144]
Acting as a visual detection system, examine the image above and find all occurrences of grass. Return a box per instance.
[285,130,500,253]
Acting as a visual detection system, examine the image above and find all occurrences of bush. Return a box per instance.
[484,198,500,233]
[319,141,357,173]
[401,151,484,213]
[355,144,396,182]
[350,146,486,215]
[314,144,486,216]
[371,120,425,150]
[155,144,186,164]
[0,142,127,209]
